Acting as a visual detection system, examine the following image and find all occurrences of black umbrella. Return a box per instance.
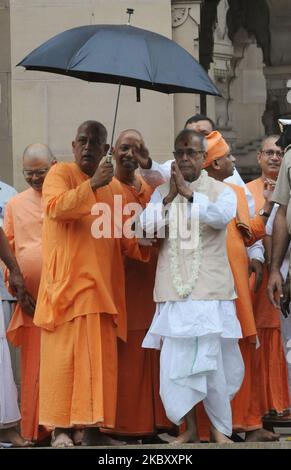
[18,21,220,157]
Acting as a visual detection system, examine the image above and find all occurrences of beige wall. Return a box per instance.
[10,0,174,190]
[0,0,13,185]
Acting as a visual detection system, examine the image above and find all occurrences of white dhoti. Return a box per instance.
[0,296,20,428]
[142,298,244,436]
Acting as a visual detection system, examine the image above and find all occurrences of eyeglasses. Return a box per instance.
[119,144,139,152]
[23,168,49,178]
[173,148,204,159]
[261,149,284,158]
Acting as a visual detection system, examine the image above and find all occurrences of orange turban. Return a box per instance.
[203,130,229,168]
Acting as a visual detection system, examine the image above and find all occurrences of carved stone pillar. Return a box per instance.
[263,66,291,134]
[208,0,236,143]
[171,0,202,134]
[262,0,291,132]
[198,0,237,143]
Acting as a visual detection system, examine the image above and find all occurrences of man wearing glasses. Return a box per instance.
[245,136,290,441]
[140,129,243,444]
[4,143,56,444]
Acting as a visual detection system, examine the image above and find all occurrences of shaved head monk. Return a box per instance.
[4,143,55,443]
[33,121,149,447]
[107,129,171,442]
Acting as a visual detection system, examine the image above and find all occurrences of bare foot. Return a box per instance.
[245,429,280,442]
[210,428,233,444]
[51,428,74,448]
[0,428,33,447]
[170,429,198,445]
[82,428,126,446]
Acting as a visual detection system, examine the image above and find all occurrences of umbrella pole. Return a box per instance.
[106,83,122,162]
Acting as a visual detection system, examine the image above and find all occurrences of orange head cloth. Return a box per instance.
[203,130,230,168]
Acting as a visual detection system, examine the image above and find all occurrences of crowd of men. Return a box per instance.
[0,114,291,447]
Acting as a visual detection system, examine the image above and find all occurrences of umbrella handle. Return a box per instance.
[108,83,122,158]
[106,147,113,163]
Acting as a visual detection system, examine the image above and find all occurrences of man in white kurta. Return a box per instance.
[140,129,244,444]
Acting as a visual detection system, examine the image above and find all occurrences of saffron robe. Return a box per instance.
[196,183,265,438]
[4,188,44,441]
[34,162,149,428]
[247,177,289,422]
[109,176,171,436]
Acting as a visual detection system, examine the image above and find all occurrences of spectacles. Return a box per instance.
[173,148,204,159]
[261,149,284,158]
[23,168,49,178]
[119,144,139,152]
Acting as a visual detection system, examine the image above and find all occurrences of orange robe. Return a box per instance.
[109,176,171,436]
[4,188,44,441]
[34,162,149,429]
[246,177,290,424]
[196,183,265,439]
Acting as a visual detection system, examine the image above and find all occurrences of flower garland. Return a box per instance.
[169,169,208,298]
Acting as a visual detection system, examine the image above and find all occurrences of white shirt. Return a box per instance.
[247,241,265,264]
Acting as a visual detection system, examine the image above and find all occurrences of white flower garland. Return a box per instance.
[169,170,208,298]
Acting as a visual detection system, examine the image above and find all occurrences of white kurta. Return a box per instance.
[0,295,20,428]
[140,185,244,436]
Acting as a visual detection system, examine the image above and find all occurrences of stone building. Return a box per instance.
[1,0,291,188]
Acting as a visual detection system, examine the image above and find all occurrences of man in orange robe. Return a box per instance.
[108,129,171,441]
[34,121,149,447]
[196,131,271,440]
[4,143,55,442]
[246,135,290,440]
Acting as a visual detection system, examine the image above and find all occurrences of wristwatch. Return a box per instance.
[258,208,271,217]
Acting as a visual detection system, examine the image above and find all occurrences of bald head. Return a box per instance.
[22,143,56,192]
[76,121,107,144]
[114,129,145,174]
[72,120,108,176]
[115,129,143,148]
[23,142,55,165]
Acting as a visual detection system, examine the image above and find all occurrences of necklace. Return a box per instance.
[169,170,208,298]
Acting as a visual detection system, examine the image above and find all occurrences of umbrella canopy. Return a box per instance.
[18,24,220,97]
